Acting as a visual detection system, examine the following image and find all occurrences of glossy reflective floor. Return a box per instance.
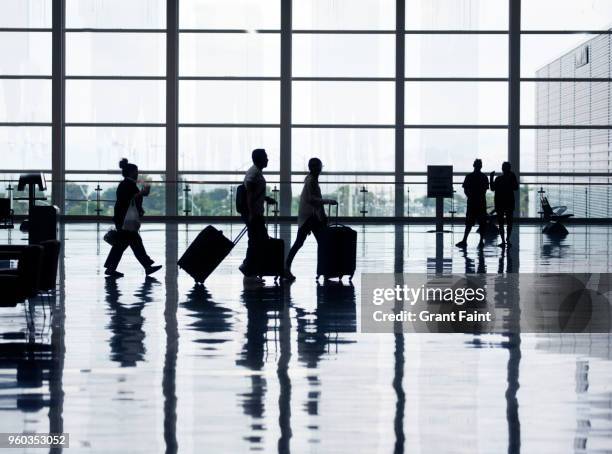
[1,222,612,453]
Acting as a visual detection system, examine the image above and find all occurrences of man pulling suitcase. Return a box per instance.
[238,149,278,283]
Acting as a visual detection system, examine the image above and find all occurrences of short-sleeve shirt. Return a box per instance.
[244,165,266,216]
[491,172,518,210]
[463,171,489,211]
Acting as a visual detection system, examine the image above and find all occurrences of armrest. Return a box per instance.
[0,245,27,260]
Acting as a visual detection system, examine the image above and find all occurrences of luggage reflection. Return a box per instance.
[181,285,235,353]
[295,281,356,422]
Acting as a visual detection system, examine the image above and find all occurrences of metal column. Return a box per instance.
[51,0,65,211]
[509,0,521,213]
[395,0,406,218]
[166,0,179,216]
[280,0,293,216]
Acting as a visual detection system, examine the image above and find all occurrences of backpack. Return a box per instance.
[236,184,248,215]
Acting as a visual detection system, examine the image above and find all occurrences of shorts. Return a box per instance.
[465,203,487,227]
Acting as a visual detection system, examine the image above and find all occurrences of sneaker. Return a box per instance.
[455,240,467,248]
[145,264,163,276]
[105,269,124,278]
[283,270,296,281]
[243,275,264,285]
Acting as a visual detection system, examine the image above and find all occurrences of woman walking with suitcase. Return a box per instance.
[104,159,162,278]
[284,158,337,281]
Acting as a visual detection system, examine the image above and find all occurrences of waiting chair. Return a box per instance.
[0,198,13,230]
[0,245,43,307]
[37,240,60,295]
[540,196,573,236]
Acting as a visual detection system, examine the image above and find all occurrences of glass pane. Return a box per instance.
[522,34,611,78]
[66,0,166,29]
[0,79,51,122]
[521,176,611,218]
[180,0,280,30]
[66,80,165,123]
[293,0,395,30]
[66,33,165,76]
[0,32,51,75]
[520,129,537,172]
[524,128,611,173]
[0,126,51,169]
[522,81,612,125]
[298,176,395,217]
[179,127,280,171]
[64,173,166,216]
[179,81,279,124]
[177,176,242,216]
[293,81,394,125]
[405,0,508,30]
[66,127,165,171]
[292,128,394,172]
[0,0,51,28]
[522,0,612,30]
[293,34,394,77]
[405,82,507,125]
[179,33,279,77]
[405,34,508,77]
[1,172,52,215]
[404,129,507,172]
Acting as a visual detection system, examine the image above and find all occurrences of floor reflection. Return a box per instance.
[182,285,234,356]
[105,277,159,367]
[0,295,63,444]
[0,223,611,453]
[236,285,284,450]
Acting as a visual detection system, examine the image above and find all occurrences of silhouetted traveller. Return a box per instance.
[490,161,519,248]
[284,158,337,281]
[456,159,489,249]
[104,158,162,278]
[239,149,277,282]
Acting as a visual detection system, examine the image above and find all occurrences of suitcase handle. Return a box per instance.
[327,202,343,227]
[265,200,278,238]
[233,225,248,245]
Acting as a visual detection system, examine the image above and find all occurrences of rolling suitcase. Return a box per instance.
[254,202,284,281]
[316,205,357,281]
[29,205,59,245]
[178,225,247,284]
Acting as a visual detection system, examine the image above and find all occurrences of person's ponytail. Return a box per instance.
[119,158,133,178]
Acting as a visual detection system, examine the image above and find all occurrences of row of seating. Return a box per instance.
[0,240,61,307]
[0,198,13,229]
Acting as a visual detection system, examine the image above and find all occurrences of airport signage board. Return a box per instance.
[427,165,453,198]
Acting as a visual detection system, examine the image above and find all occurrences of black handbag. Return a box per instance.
[104,229,120,246]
